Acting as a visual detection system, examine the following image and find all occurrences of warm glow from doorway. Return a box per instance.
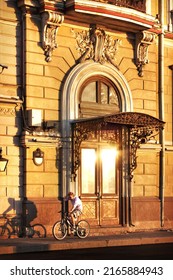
[101,148,118,163]
[101,148,117,193]
[81,148,96,193]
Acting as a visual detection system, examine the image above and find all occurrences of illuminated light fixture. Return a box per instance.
[33,148,44,166]
[0,147,8,172]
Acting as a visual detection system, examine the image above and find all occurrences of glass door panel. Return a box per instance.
[81,148,96,194]
[80,146,119,226]
[101,148,117,194]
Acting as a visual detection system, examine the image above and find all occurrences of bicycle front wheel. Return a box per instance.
[32,224,47,238]
[76,220,90,239]
[53,221,67,240]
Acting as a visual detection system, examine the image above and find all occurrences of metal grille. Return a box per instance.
[96,0,146,13]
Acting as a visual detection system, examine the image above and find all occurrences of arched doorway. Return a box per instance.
[78,76,121,225]
[61,61,133,226]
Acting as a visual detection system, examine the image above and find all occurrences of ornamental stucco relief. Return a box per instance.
[0,106,15,116]
[72,25,121,68]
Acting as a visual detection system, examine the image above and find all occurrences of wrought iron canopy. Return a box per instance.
[71,112,165,180]
[72,112,165,128]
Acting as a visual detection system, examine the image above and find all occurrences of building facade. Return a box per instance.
[0,0,173,236]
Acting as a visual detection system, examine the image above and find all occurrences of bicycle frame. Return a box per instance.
[0,216,20,237]
[52,211,90,240]
[61,213,74,229]
[2,217,16,231]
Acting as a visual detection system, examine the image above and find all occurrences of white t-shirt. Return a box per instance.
[71,196,83,212]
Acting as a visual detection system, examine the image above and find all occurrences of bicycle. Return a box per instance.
[0,215,46,238]
[52,211,90,240]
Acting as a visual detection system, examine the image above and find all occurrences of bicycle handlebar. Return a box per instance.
[58,210,82,217]
[58,209,82,216]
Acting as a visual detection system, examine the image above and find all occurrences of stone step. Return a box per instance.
[89,226,130,236]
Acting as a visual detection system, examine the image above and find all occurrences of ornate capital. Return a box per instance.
[41,11,64,62]
[72,25,121,68]
[135,31,156,77]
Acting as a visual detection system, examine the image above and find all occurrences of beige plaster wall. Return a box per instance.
[0,1,22,216]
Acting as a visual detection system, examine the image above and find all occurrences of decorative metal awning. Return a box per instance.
[71,112,165,180]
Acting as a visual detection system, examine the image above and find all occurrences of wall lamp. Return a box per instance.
[0,147,8,172]
[33,148,44,166]
[0,64,8,74]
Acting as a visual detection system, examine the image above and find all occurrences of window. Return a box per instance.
[79,77,120,117]
[81,80,119,106]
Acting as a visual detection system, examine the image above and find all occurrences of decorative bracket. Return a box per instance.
[135,31,156,77]
[41,11,64,62]
[129,127,159,181]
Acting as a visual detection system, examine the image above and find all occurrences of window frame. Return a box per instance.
[79,76,121,108]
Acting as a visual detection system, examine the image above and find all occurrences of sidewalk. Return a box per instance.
[0,230,173,256]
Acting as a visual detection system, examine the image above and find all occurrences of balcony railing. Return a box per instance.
[96,0,146,13]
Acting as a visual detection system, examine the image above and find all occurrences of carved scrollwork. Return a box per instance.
[41,11,64,62]
[129,127,155,180]
[98,0,146,13]
[136,31,156,77]
[72,25,121,68]
[0,106,15,116]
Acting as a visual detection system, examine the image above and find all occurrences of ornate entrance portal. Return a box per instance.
[61,61,165,227]
[71,112,165,226]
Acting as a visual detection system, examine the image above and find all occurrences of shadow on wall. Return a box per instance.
[2,197,37,227]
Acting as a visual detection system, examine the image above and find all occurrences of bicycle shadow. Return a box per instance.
[2,198,22,230]
[24,200,37,227]
[3,198,37,223]
[2,198,44,238]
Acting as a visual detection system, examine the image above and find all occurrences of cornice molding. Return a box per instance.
[38,0,65,12]
[66,0,156,30]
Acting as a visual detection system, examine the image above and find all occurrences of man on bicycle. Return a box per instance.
[66,192,82,230]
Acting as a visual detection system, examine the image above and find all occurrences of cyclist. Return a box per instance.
[66,192,83,230]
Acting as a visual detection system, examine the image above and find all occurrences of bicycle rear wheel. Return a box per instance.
[32,224,47,238]
[53,221,67,240]
[0,226,11,238]
[76,220,90,239]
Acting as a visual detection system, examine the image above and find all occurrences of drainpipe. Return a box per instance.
[158,0,165,227]
[20,8,27,232]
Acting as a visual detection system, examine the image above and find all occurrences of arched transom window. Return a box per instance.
[79,76,121,118]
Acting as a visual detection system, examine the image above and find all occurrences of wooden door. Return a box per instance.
[79,145,119,226]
